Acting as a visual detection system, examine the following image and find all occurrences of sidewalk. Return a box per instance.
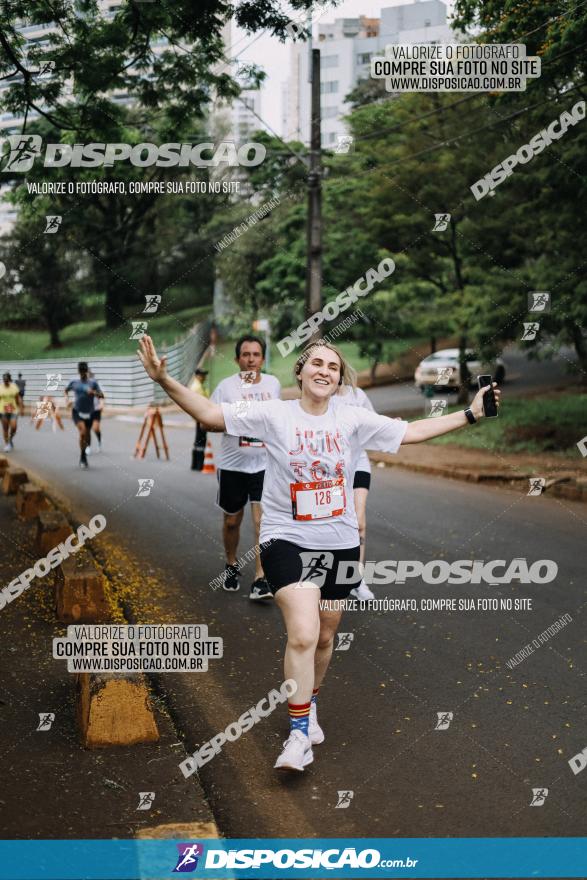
[0,492,220,841]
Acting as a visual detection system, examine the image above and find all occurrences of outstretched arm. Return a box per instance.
[138,336,225,430]
[402,384,500,444]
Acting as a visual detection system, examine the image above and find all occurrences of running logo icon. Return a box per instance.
[173,843,204,873]
[130,321,148,340]
[435,367,453,385]
[335,632,354,651]
[528,292,550,312]
[143,295,161,313]
[432,213,451,231]
[299,551,334,587]
[46,373,62,391]
[136,792,155,810]
[136,479,155,497]
[428,399,447,417]
[34,401,53,421]
[44,215,62,233]
[36,712,55,731]
[435,711,453,730]
[521,322,540,341]
[0,134,42,171]
[528,478,545,496]
[335,790,354,808]
[529,788,548,806]
[334,136,354,154]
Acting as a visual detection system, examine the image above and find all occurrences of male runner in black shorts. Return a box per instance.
[64,363,103,468]
[210,335,281,600]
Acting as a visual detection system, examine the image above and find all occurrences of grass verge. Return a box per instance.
[429,393,586,456]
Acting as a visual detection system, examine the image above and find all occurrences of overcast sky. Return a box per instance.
[231,0,454,135]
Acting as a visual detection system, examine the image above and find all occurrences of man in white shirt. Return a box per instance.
[210,335,281,600]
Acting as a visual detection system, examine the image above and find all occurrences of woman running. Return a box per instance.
[138,335,500,772]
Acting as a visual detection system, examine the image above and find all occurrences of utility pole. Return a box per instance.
[305,46,322,329]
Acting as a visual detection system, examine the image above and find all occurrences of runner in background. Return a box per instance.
[87,369,104,455]
[210,335,281,601]
[15,373,26,401]
[0,372,24,451]
[333,383,376,601]
[64,363,103,468]
[189,368,209,471]
[33,396,65,432]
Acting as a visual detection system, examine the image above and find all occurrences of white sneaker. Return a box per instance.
[3,443,10,452]
[309,702,324,745]
[350,579,375,600]
[274,730,313,772]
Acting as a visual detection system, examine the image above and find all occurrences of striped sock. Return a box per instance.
[311,688,319,705]
[288,701,311,736]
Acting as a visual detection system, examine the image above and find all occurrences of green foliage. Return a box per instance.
[430,393,586,455]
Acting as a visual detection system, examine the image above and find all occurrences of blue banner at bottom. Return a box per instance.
[0,838,585,879]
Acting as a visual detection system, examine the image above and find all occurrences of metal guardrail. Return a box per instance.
[0,320,210,408]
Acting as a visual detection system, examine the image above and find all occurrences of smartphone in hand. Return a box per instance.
[477,375,499,418]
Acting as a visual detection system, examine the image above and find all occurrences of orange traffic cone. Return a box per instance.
[202,440,216,474]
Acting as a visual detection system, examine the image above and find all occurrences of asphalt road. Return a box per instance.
[7,408,587,844]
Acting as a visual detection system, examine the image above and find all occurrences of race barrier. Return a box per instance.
[76,672,160,748]
[15,482,49,520]
[36,509,73,555]
[2,466,28,495]
[3,475,164,754]
[56,551,110,623]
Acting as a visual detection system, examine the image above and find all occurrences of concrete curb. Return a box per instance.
[3,457,222,838]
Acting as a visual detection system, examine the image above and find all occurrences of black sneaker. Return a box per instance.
[79,452,89,469]
[249,578,273,601]
[222,564,240,592]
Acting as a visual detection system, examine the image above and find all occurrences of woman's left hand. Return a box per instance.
[470,382,501,420]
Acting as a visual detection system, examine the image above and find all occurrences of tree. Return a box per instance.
[3,218,80,348]
[0,0,323,328]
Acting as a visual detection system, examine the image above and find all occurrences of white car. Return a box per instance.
[414,348,506,391]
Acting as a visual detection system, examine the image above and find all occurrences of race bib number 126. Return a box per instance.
[290,477,346,520]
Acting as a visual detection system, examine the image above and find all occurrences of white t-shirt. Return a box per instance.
[332,386,374,474]
[222,398,408,549]
[211,373,281,473]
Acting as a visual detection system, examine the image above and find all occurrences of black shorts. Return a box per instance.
[72,409,93,429]
[92,410,102,422]
[217,468,264,514]
[353,470,371,490]
[260,539,361,600]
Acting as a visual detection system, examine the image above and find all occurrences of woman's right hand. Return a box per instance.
[138,335,168,383]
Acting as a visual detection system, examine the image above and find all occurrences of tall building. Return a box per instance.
[282,0,454,147]
[0,9,260,232]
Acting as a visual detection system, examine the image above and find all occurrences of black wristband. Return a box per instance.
[464,407,477,425]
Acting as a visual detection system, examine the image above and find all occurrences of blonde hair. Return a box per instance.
[293,340,357,392]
